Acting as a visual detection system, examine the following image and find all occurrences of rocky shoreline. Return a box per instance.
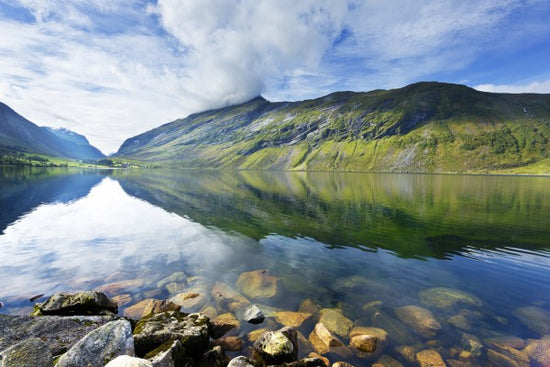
[1,269,550,367]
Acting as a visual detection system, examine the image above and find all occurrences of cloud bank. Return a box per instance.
[0,0,549,153]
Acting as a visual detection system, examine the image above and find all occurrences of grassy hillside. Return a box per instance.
[115,82,550,174]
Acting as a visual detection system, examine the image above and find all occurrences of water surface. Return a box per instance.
[1,167,549,365]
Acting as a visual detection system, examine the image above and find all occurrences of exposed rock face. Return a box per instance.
[56,319,134,367]
[419,287,482,310]
[318,309,353,338]
[145,339,189,367]
[0,337,53,367]
[513,306,550,336]
[0,314,115,356]
[236,270,279,299]
[124,299,181,320]
[395,305,441,339]
[275,311,312,327]
[133,311,209,358]
[36,291,118,316]
[104,355,153,367]
[415,349,447,367]
[253,328,298,365]
[242,304,265,324]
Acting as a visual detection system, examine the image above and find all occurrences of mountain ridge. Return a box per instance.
[0,101,104,160]
[115,82,550,173]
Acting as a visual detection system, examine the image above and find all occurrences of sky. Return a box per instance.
[0,0,549,154]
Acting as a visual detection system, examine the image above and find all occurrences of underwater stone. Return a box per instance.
[275,311,312,327]
[318,308,353,338]
[395,305,441,339]
[523,337,550,367]
[242,304,265,324]
[513,306,550,336]
[415,349,446,367]
[209,313,240,339]
[419,287,482,310]
[156,272,187,289]
[236,270,279,299]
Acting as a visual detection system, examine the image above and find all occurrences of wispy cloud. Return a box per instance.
[475,80,550,94]
[0,0,548,153]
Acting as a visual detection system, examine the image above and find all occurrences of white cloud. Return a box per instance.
[0,0,548,153]
[475,80,550,94]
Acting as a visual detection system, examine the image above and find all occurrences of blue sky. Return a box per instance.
[0,0,549,154]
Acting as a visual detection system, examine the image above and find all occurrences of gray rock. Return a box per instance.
[157,272,187,289]
[104,355,153,367]
[38,291,118,316]
[395,305,441,339]
[56,319,134,367]
[146,339,192,367]
[253,328,298,365]
[133,311,209,358]
[242,304,265,324]
[513,306,550,336]
[0,314,115,356]
[0,337,52,367]
[227,356,255,367]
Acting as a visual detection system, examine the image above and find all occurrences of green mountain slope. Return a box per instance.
[0,102,104,160]
[115,82,550,173]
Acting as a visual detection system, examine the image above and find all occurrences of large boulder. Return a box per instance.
[253,327,298,365]
[169,290,208,313]
[35,291,118,316]
[211,282,250,312]
[318,309,353,338]
[395,305,441,339]
[133,311,209,358]
[56,319,134,367]
[236,270,279,299]
[0,314,115,356]
[523,336,550,367]
[0,337,53,367]
[419,287,482,310]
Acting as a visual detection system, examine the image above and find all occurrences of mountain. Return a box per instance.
[115,81,550,173]
[0,102,104,160]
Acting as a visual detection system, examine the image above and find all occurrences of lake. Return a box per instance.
[1,167,549,366]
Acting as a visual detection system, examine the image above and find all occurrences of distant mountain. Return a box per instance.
[115,82,549,173]
[0,102,104,160]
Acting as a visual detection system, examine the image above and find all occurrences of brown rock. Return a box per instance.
[169,290,207,312]
[416,349,447,367]
[212,282,250,312]
[308,323,351,358]
[395,305,441,339]
[210,313,240,339]
[236,270,279,299]
[308,352,329,367]
[522,337,550,367]
[111,294,132,307]
[370,309,416,345]
[419,287,482,310]
[372,354,404,367]
[299,299,321,318]
[350,335,377,353]
[275,311,313,327]
[95,279,145,295]
[331,362,354,367]
[318,308,353,338]
[123,299,180,320]
[393,345,417,364]
[211,336,243,351]
[484,336,526,350]
[485,343,528,367]
[487,349,523,367]
[248,328,269,342]
[513,306,550,336]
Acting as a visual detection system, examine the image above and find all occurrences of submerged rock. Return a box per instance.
[318,308,353,338]
[369,309,416,345]
[447,309,484,331]
[95,279,145,295]
[253,327,298,365]
[415,349,446,367]
[0,337,53,367]
[211,336,243,351]
[299,299,321,318]
[275,311,312,328]
[124,299,181,320]
[419,287,482,310]
[395,305,441,339]
[56,319,134,367]
[349,327,388,354]
[523,336,550,367]
[169,291,208,313]
[156,272,187,289]
[308,323,351,358]
[212,282,250,312]
[372,354,404,367]
[104,355,153,367]
[513,306,550,336]
[209,313,240,339]
[36,291,118,316]
[236,270,279,299]
[242,304,265,324]
[133,311,209,358]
